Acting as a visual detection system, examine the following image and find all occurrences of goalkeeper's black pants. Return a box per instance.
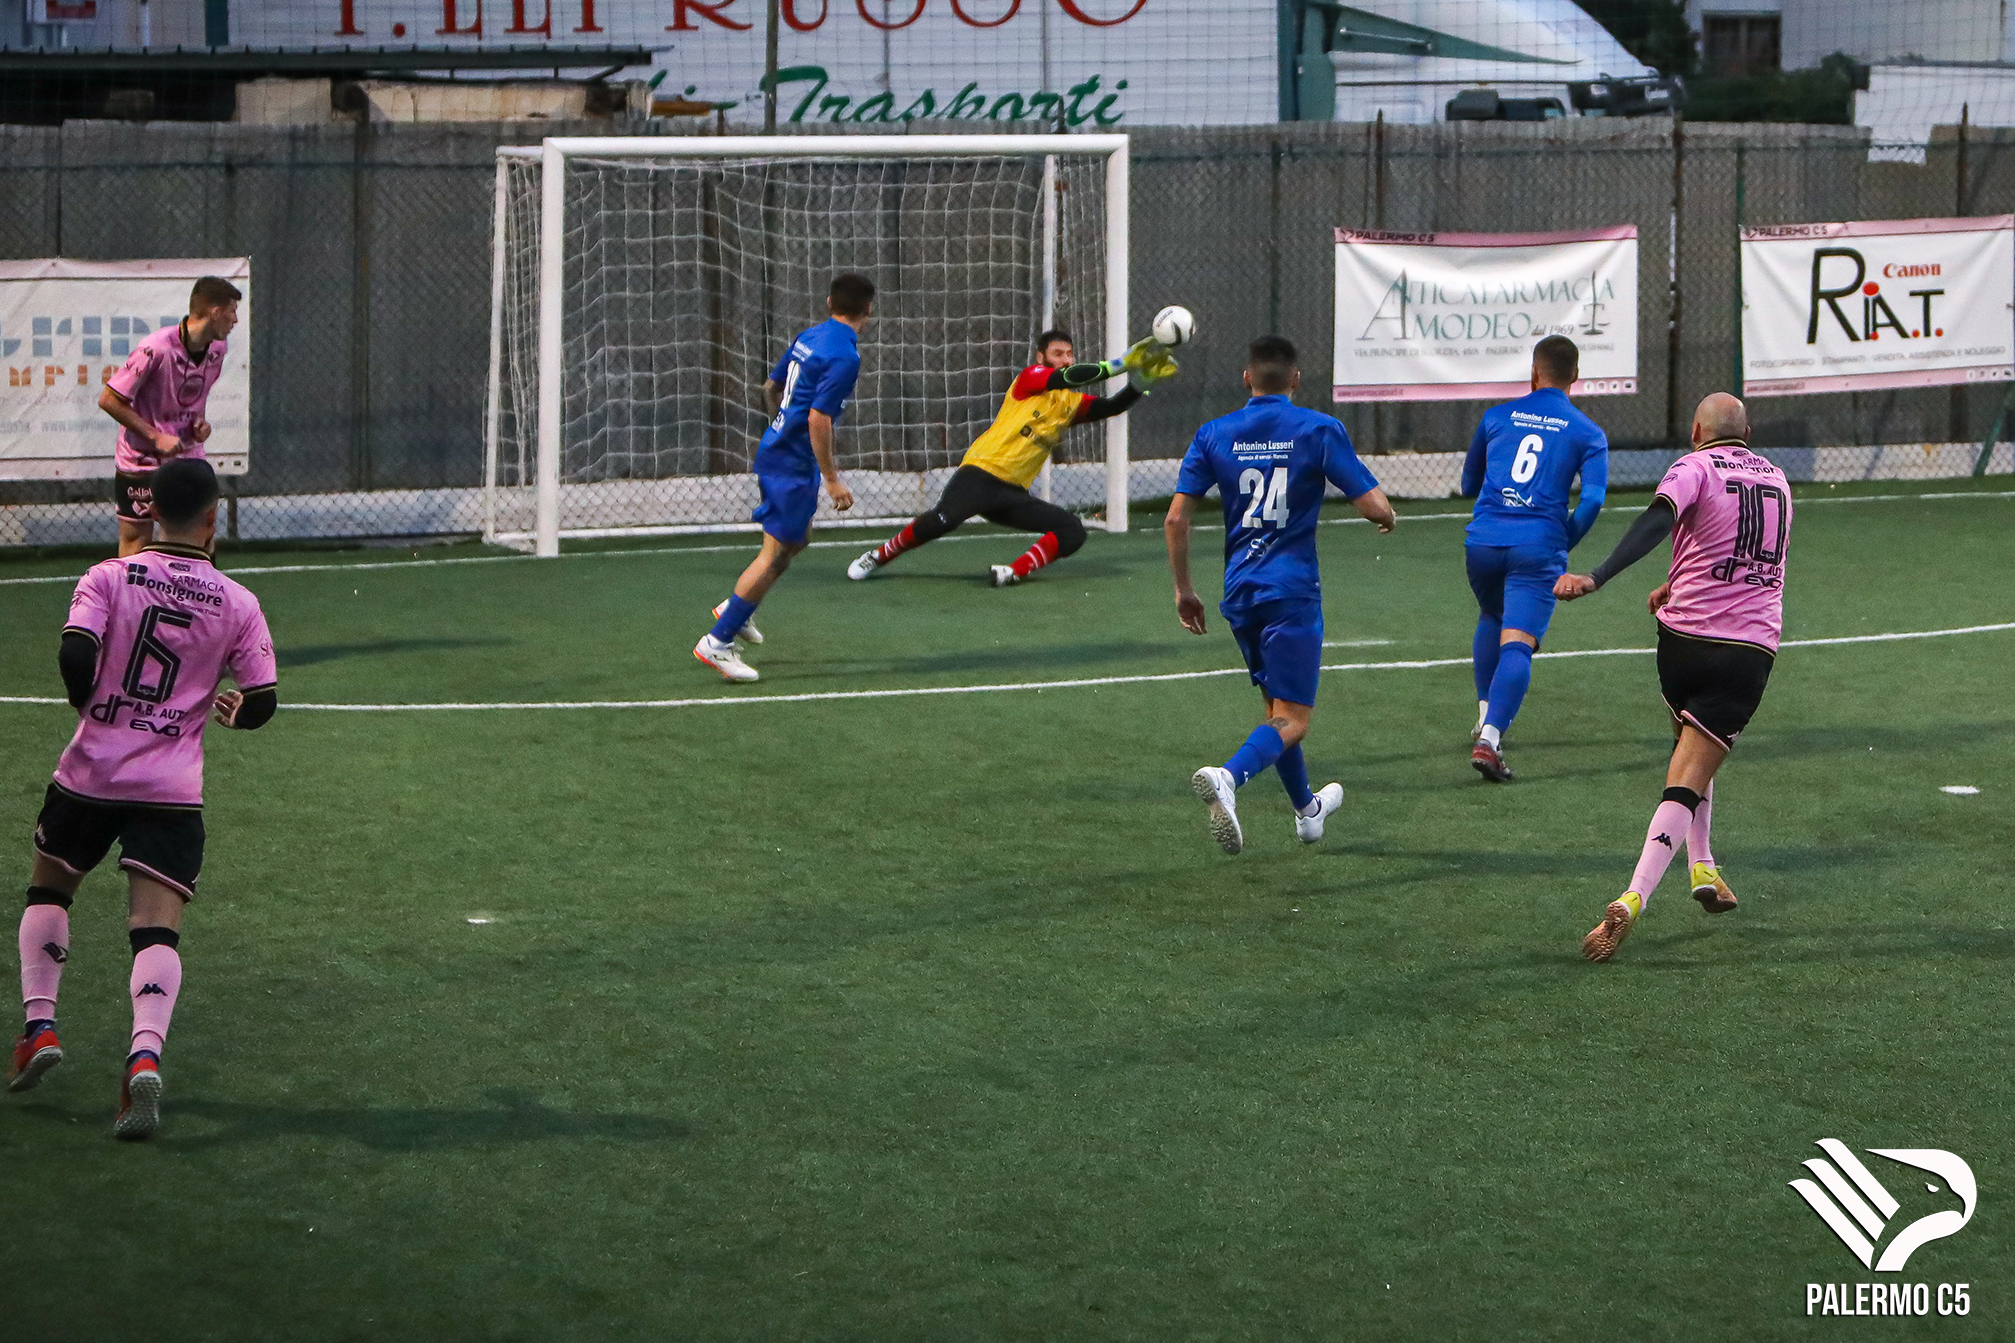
[907,465,1086,556]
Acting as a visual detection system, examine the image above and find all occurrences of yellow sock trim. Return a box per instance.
[1617,891,1644,921]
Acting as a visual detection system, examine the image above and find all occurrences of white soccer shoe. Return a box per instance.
[693,634,759,683]
[1294,782,1345,844]
[847,550,881,581]
[1191,765,1244,855]
[990,564,1021,588]
[710,600,762,645]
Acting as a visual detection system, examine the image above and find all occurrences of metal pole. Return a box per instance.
[483,157,509,546]
[1666,111,1684,449]
[1731,139,1745,397]
[535,141,566,557]
[1951,104,1971,444]
[1103,141,1129,533]
[763,0,780,134]
[1035,154,1059,503]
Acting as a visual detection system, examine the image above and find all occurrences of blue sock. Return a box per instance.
[1275,743,1315,811]
[1224,725,1287,788]
[1484,641,1535,735]
[709,594,757,644]
[1472,615,1502,701]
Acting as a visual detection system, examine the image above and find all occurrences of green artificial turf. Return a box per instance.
[0,479,2009,1341]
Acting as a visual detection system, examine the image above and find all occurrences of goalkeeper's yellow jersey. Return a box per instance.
[960,365,1091,489]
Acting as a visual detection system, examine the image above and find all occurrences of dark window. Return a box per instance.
[1702,14,1782,76]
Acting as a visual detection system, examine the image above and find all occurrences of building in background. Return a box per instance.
[1677,0,2015,158]
[9,0,1676,128]
[1289,0,1655,123]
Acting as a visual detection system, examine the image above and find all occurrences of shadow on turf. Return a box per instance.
[278,637,511,668]
[13,1087,693,1150]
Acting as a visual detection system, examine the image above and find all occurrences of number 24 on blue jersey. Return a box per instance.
[1237,467,1290,529]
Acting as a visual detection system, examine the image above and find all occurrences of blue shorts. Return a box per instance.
[753,472,819,546]
[1465,543,1567,643]
[1223,597,1324,708]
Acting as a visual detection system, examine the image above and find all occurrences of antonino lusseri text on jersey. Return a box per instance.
[1653,441,1794,653]
[755,319,862,480]
[106,322,229,474]
[1176,395,1380,609]
[57,544,276,808]
[1462,386,1610,552]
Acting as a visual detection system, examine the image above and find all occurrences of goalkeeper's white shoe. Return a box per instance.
[847,550,881,581]
[710,600,762,645]
[1190,766,1243,855]
[693,634,759,683]
[990,564,1022,588]
[1293,783,1345,844]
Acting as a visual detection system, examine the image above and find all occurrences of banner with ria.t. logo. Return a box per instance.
[1332,225,1638,403]
[1741,216,2015,397]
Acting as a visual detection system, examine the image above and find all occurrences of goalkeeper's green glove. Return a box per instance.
[1128,349,1179,393]
[1117,337,1161,372]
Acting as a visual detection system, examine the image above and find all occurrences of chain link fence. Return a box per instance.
[3,116,2010,548]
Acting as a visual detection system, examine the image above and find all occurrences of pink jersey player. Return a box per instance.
[1554,393,1791,965]
[14,457,275,1139]
[56,543,276,811]
[98,276,240,558]
[104,322,229,475]
[1652,441,1794,652]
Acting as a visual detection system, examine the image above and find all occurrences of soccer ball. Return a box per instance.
[1152,305,1195,348]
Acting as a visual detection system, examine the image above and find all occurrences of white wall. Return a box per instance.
[1782,0,2007,69]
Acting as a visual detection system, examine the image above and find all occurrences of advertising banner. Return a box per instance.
[1740,216,2015,397]
[1332,225,1638,402]
[0,259,251,481]
[228,0,1275,127]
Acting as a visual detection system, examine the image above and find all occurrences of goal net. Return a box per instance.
[486,135,1129,555]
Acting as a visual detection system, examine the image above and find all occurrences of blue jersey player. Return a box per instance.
[1461,335,1609,781]
[1166,336,1396,854]
[695,272,874,683]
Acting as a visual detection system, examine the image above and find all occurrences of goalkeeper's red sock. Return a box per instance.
[1009,532,1062,579]
[873,524,919,566]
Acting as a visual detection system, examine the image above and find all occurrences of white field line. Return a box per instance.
[1,488,2007,589]
[3,620,2004,713]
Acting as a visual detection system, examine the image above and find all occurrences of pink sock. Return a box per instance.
[1010,531,1062,579]
[1687,782,1716,868]
[128,944,182,1058]
[1628,799,1698,909]
[19,904,68,1022]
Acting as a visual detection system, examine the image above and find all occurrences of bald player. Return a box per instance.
[1556,393,1793,963]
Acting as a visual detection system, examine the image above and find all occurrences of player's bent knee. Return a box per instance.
[26,885,73,909]
[1499,629,1539,648]
[1054,514,1086,556]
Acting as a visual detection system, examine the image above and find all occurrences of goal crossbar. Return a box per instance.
[488,134,1131,557]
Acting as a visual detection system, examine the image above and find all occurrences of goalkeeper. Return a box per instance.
[847,330,1176,587]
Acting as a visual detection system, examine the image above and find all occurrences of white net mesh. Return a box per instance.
[490,148,1113,541]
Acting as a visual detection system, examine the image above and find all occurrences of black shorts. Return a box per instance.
[1656,624,1774,750]
[913,465,1086,551]
[114,470,156,522]
[33,783,204,900]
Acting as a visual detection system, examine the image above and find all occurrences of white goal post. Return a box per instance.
[486,134,1131,557]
